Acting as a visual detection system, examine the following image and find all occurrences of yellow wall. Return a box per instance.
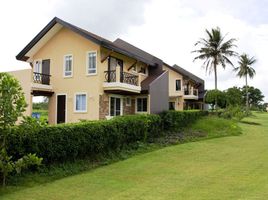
[8,68,32,119]
[163,65,184,97]
[32,27,150,124]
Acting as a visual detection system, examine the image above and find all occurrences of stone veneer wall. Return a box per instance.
[99,94,136,119]
[99,94,109,120]
[123,99,135,115]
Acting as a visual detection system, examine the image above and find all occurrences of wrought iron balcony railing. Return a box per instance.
[104,70,138,86]
[33,72,51,85]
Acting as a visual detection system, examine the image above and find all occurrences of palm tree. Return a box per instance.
[234,54,256,110]
[193,27,238,90]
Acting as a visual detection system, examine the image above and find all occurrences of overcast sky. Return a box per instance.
[0,0,267,101]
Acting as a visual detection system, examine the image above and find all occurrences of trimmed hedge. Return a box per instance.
[160,110,209,131]
[7,111,207,165]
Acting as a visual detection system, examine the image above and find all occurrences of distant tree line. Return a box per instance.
[205,86,265,111]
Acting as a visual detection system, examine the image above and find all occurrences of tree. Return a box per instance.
[225,87,243,106]
[0,73,42,186]
[205,90,226,109]
[193,27,237,90]
[241,86,264,108]
[0,73,26,146]
[234,54,257,110]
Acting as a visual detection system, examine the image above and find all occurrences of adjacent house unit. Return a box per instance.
[15,17,204,124]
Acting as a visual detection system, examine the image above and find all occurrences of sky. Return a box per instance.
[0,0,267,102]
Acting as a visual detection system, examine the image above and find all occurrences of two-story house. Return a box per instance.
[15,17,204,124]
[163,64,205,111]
[16,17,168,124]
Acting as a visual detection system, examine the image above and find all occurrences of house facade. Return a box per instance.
[16,17,204,124]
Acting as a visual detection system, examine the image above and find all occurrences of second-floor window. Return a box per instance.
[87,51,97,75]
[34,60,42,73]
[64,55,73,77]
[176,79,181,91]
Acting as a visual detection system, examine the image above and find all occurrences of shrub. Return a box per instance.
[7,111,206,165]
[7,115,162,164]
[219,106,249,121]
[160,110,208,132]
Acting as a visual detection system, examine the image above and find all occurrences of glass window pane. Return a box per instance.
[88,52,97,74]
[142,98,147,112]
[115,98,121,116]
[110,97,115,116]
[76,94,86,111]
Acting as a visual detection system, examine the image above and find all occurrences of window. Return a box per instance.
[126,97,131,106]
[176,79,181,91]
[139,67,146,74]
[64,55,73,77]
[136,97,147,112]
[169,102,175,110]
[34,60,42,73]
[110,97,122,116]
[87,51,97,75]
[75,93,87,112]
[132,64,137,73]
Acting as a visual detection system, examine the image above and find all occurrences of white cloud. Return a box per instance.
[121,0,268,101]
[0,0,267,101]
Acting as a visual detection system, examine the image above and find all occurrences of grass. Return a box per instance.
[1,114,267,199]
[32,109,48,121]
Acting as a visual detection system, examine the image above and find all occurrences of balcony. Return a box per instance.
[184,88,198,100]
[103,68,141,94]
[31,72,53,96]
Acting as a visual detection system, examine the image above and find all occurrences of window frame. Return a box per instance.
[86,51,97,76]
[175,79,182,91]
[33,59,42,74]
[74,92,87,113]
[109,95,123,117]
[136,97,148,113]
[125,97,131,106]
[63,54,73,78]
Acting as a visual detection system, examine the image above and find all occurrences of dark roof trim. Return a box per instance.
[16,17,103,61]
[164,62,204,84]
[16,17,159,66]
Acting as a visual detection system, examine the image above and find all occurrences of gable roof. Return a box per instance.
[16,17,160,66]
[113,38,162,66]
[164,63,204,84]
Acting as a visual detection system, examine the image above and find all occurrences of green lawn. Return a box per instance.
[32,109,48,121]
[2,113,268,199]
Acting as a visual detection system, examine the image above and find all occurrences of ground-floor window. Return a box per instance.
[75,93,87,112]
[136,97,147,112]
[110,96,122,116]
[169,102,175,110]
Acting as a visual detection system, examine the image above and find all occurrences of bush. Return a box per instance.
[160,110,208,132]
[7,115,162,164]
[219,106,249,121]
[7,111,206,165]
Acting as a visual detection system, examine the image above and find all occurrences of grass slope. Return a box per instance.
[2,114,267,199]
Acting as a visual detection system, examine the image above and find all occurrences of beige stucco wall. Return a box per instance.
[163,65,184,97]
[8,68,32,118]
[32,27,150,124]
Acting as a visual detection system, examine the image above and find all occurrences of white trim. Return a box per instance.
[103,82,141,93]
[175,79,182,91]
[108,94,123,117]
[125,96,131,106]
[31,83,53,91]
[135,96,148,114]
[63,54,73,78]
[33,59,42,73]
[86,50,97,76]
[74,92,88,113]
[56,93,67,124]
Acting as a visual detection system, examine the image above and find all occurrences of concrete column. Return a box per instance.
[116,65,121,83]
